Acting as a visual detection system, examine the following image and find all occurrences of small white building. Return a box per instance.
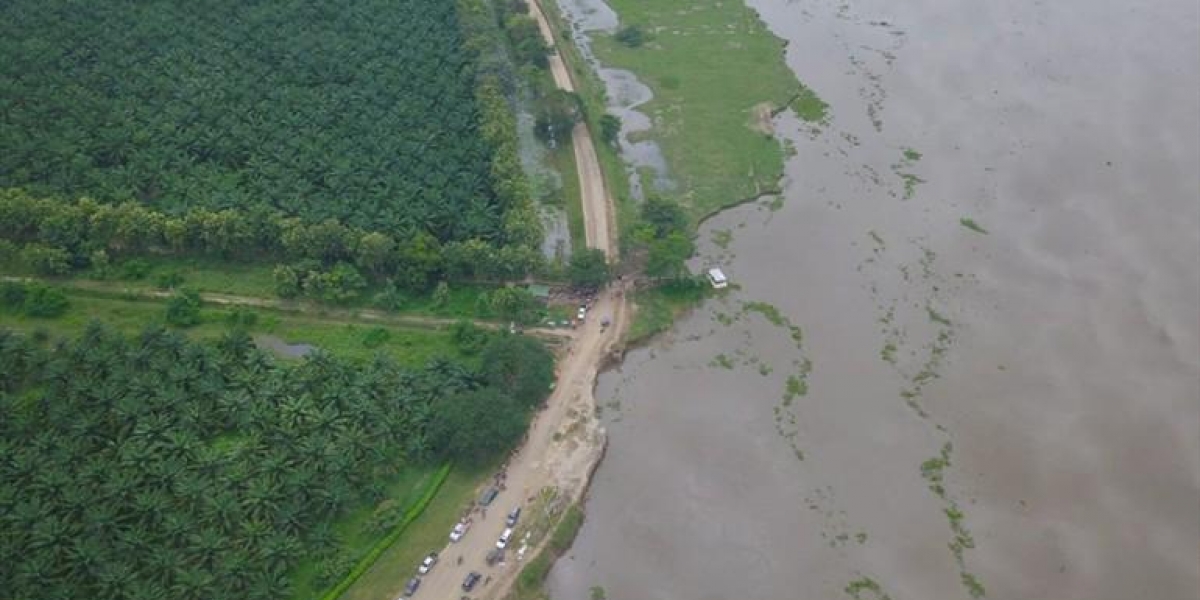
[706,267,728,289]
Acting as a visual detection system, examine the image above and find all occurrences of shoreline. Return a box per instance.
[504,0,807,596]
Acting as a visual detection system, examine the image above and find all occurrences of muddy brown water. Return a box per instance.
[548,0,1199,599]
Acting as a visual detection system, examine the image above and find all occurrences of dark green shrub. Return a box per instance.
[615,25,646,47]
[164,289,202,327]
[23,284,69,318]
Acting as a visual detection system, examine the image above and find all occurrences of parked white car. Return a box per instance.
[417,552,438,575]
[496,527,514,549]
[450,521,469,542]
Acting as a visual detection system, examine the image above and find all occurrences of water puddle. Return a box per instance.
[253,334,316,358]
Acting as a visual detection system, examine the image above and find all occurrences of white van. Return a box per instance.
[706,267,728,289]
[496,527,514,549]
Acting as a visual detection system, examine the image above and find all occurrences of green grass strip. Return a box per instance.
[320,463,453,600]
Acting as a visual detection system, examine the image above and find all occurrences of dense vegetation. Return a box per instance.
[0,325,553,600]
[0,0,537,244]
[0,189,544,300]
[635,196,694,280]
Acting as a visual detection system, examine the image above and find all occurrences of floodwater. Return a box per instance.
[556,0,674,199]
[253,334,315,358]
[549,0,1200,599]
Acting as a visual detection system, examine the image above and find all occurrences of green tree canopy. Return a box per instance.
[534,90,583,143]
[569,248,610,289]
[164,289,202,327]
[481,334,556,408]
[641,196,689,238]
[427,388,527,465]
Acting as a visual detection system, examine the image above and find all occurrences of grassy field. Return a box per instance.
[0,287,465,367]
[0,254,281,297]
[338,468,485,600]
[587,0,826,220]
[122,256,279,297]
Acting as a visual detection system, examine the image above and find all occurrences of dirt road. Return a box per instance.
[530,0,616,261]
[400,3,625,599]
[411,285,627,600]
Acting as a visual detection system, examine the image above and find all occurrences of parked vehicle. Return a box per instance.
[478,486,498,506]
[450,521,469,542]
[486,547,504,566]
[506,507,521,527]
[417,552,438,575]
[496,527,513,549]
[462,571,482,591]
[403,577,420,597]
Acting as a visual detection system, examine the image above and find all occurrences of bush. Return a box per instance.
[432,281,451,309]
[371,282,408,311]
[490,287,540,324]
[534,90,582,143]
[22,284,69,318]
[614,25,646,47]
[164,289,202,327]
[224,309,258,330]
[569,248,610,290]
[599,114,621,147]
[303,262,367,304]
[273,264,302,299]
[21,244,71,276]
[451,319,490,354]
[88,249,111,279]
[316,555,357,590]
[119,258,151,280]
[361,327,390,349]
[0,281,27,309]
[154,270,185,289]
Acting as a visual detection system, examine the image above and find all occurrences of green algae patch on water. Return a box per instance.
[844,576,894,600]
[959,217,989,234]
[590,0,826,220]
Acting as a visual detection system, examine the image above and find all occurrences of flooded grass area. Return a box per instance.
[583,0,822,218]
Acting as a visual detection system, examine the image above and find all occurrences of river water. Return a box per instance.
[548,0,1200,599]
